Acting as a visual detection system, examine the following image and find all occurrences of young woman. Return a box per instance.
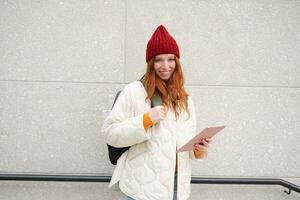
[102,25,212,200]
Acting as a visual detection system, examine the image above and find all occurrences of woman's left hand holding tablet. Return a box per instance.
[194,138,212,151]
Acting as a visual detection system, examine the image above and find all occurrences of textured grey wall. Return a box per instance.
[0,0,299,199]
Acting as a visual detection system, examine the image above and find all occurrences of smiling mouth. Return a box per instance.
[160,71,170,75]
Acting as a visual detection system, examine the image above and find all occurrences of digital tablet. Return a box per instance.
[177,125,226,152]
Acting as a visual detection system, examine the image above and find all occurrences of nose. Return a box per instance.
[162,60,169,69]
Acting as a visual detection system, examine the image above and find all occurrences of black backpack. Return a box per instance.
[107,76,162,165]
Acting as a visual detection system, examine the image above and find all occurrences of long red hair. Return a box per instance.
[144,56,190,120]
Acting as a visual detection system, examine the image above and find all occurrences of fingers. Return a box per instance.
[155,106,166,119]
[203,138,212,144]
[201,140,209,147]
[148,106,167,124]
[155,105,165,111]
[194,143,207,151]
[159,109,166,119]
[194,137,212,151]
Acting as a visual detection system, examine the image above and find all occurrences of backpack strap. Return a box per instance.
[111,90,122,109]
[139,75,163,108]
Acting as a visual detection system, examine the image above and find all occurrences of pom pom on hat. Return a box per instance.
[146,25,180,62]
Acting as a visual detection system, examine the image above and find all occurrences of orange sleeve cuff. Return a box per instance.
[143,112,154,131]
[194,149,204,158]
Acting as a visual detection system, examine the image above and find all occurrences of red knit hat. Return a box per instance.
[146,25,180,62]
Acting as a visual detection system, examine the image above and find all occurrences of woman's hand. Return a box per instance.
[194,138,212,151]
[148,106,166,124]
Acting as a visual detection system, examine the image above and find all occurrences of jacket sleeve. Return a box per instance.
[101,83,151,148]
[186,97,207,160]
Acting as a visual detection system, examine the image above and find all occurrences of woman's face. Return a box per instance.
[153,54,176,80]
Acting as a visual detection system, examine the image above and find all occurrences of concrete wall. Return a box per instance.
[0,0,299,199]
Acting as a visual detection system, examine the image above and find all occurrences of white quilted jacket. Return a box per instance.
[102,81,206,200]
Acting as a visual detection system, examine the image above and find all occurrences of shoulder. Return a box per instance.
[118,81,145,101]
[124,81,143,89]
[123,81,144,94]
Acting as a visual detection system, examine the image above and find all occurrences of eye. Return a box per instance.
[154,58,162,62]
